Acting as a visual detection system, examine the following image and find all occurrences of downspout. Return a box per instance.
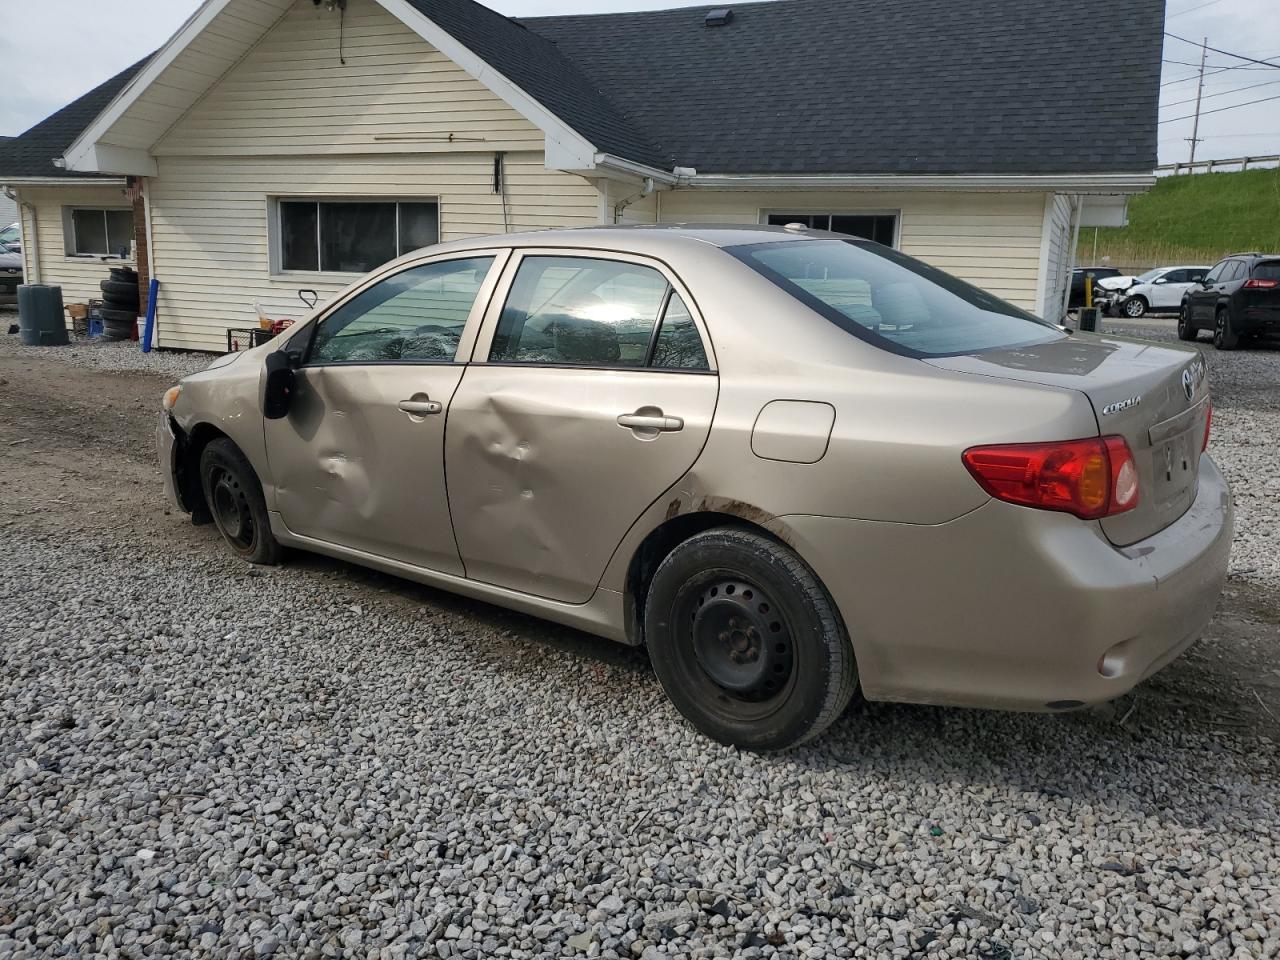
[5,187,40,284]
[613,177,656,223]
[1060,194,1083,320]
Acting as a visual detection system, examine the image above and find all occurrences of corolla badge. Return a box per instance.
[1102,396,1142,415]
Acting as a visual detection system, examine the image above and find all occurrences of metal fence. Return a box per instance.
[1156,154,1280,176]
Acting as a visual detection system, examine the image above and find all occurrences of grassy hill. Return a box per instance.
[1078,166,1280,270]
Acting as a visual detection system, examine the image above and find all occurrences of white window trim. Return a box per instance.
[267,196,442,280]
[61,205,135,260]
[757,208,902,248]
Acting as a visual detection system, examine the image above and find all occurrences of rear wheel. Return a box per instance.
[1213,307,1240,351]
[644,527,857,751]
[1122,295,1147,318]
[1176,303,1197,341]
[199,438,281,564]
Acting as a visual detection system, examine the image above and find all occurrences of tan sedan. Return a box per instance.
[158,226,1232,750]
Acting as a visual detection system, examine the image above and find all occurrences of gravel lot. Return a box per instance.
[2,318,1278,960]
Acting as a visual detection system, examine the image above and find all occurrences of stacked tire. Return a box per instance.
[99,267,140,340]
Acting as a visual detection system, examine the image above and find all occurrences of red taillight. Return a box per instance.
[962,436,1140,520]
[1202,404,1212,452]
[1243,278,1279,290]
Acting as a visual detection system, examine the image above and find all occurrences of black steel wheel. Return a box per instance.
[645,527,857,750]
[1177,303,1197,341]
[1213,307,1239,351]
[199,438,281,564]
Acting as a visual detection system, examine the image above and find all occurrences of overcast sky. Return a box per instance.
[1,0,1276,165]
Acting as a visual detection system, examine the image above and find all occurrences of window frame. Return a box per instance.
[269,196,442,280]
[291,248,511,369]
[62,205,135,260]
[471,248,717,374]
[759,209,901,248]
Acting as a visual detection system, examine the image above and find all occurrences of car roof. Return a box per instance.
[420,223,849,259]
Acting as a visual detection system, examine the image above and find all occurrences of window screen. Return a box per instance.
[280,200,441,273]
[767,213,896,246]
[68,208,134,257]
[309,256,494,363]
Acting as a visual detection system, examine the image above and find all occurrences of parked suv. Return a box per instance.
[1114,265,1212,318]
[1068,266,1124,309]
[1179,253,1280,350]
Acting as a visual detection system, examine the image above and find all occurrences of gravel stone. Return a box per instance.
[1,315,1277,960]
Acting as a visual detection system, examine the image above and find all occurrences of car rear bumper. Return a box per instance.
[780,455,1233,710]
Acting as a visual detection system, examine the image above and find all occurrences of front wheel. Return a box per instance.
[1121,296,1147,319]
[1176,303,1197,341]
[200,438,282,564]
[1214,307,1240,351]
[644,527,858,751]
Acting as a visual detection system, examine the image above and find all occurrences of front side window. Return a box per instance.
[766,213,897,246]
[280,199,439,274]
[67,208,133,257]
[308,256,494,364]
[730,238,1061,359]
[489,257,671,367]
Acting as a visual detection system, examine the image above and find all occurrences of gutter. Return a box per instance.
[677,172,1157,194]
[1,176,129,187]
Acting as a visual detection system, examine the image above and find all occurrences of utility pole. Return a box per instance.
[1187,37,1208,165]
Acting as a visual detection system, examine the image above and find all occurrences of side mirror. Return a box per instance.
[1153,277,1167,284]
[262,349,298,420]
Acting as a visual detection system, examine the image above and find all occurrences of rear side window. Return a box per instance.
[729,239,1061,358]
[489,256,709,371]
[1253,261,1280,281]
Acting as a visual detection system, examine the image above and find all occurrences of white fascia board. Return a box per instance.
[594,154,677,186]
[376,0,599,172]
[682,173,1157,194]
[1,176,128,187]
[62,0,238,173]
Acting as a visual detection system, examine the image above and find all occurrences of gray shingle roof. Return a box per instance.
[0,58,149,179]
[522,0,1164,175]
[1,0,1163,180]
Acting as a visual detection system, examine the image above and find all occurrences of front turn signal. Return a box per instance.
[162,385,182,411]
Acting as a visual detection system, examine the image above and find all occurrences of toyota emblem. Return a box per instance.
[1182,368,1195,401]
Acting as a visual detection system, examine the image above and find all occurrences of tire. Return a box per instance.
[100,279,139,300]
[1121,296,1147,319]
[102,296,141,313]
[1177,303,1197,341]
[199,438,282,565]
[1213,307,1240,351]
[108,267,138,283]
[99,306,137,324]
[644,526,857,751]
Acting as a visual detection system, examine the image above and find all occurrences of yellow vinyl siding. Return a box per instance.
[1041,193,1075,321]
[147,153,598,351]
[15,185,136,311]
[157,0,542,157]
[656,190,1048,310]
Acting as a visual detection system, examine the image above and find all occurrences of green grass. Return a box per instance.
[1078,166,1280,271]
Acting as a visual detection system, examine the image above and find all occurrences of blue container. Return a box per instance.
[88,317,104,338]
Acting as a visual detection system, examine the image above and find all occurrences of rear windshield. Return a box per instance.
[1253,260,1280,281]
[729,239,1063,358]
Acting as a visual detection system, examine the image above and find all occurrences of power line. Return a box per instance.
[1166,32,1280,69]
[1159,92,1280,124]
[1167,0,1224,16]
[1162,77,1280,109]
[1161,52,1280,85]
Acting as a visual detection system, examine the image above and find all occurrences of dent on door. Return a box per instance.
[446,369,718,604]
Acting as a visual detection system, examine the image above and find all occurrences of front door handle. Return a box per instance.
[617,411,684,433]
[398,398,442,416]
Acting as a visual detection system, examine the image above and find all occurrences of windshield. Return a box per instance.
[0,225,19,244]
[1136,268,1165,283]
[729,239,1063,358]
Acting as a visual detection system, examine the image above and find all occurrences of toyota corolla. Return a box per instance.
[158,226,1232,750]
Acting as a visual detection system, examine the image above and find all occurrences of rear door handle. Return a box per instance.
[617,413,683,432]
[399,398,442,416]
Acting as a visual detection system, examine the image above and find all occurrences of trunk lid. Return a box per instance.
[926,334,1209,545]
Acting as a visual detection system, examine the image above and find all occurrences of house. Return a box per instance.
[0,0,1161,351]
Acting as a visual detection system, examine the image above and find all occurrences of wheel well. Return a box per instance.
[623,511,788,647]
[174,421,229,521]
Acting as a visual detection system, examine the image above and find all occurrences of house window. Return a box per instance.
[766,213,897,246]
[66,208,134,257]
[278,199,440,274]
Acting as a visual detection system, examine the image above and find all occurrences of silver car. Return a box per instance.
[158,226,1232,750]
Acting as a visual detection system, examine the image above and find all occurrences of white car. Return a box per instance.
[1111,266,1212,318]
